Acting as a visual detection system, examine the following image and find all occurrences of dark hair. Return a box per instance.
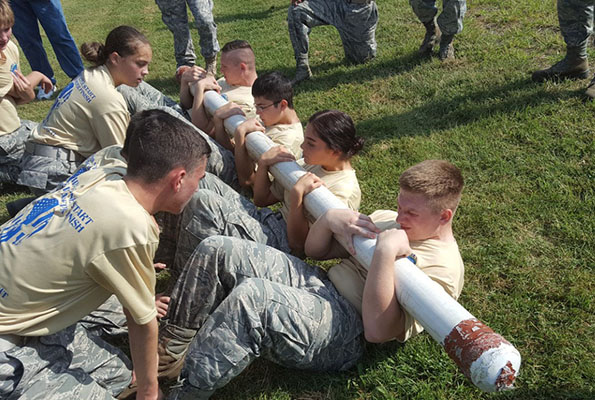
[125,110,211,183]
[251,71,294,109]
[308,110,364,159]
[221,39,253,53]
[80,25,150,67]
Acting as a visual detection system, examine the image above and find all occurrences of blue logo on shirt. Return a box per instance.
[42,80,75,127]
[0,161,97,245]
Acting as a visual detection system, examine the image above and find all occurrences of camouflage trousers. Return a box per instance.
[0,120,36,185]
[409,0,467,36]
[167,236,364,394]
[155,0,219,67]
[287,0,378,65]
[0,296,131,400]
[170,172,290,286]
[17,145,82,195]
[117,82,239,190]
[558,0,595,56]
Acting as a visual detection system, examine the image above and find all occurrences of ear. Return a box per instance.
[279,99,288,111]
[439,208,453,225]
[169,167,186,193]
[108,51,120,66]
[239,62,247,72]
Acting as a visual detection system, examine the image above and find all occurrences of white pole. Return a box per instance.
[202,90,521,392]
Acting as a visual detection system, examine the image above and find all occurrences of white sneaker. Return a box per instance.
[37,84,56,100]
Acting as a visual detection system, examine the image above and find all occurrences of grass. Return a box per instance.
[3,0,594,398]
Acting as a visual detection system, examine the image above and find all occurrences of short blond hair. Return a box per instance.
[399,160,464,213]
[0,0,14,29]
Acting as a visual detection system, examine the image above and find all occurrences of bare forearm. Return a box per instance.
[125,309,160,399]
[362,249,405,343]
[287,200,310,252]
[234,140,256,188]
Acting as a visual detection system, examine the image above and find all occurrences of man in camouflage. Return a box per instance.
[160,236,364,399]
[532,0,595,99]
[155,0,219,75]
[410,0,467,61]
[287,0,378,84]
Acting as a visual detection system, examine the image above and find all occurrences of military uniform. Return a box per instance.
[557,0,595,58]
[166,236,364,398]
[287,0,378,71]
[155,0,219,68]
[0,41,36,185]
[18,65,129,194]
[409,0,467,37]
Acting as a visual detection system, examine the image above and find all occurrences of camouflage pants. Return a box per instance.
[409,0,467,36]
[0,297,131,400]
[117,82,239,190]
[558,0,595,55]
[167,236,364,394]
[17,145,82,195]
[155,0,219,67]
[171,172,289,285]
[0,120,36,185]
[287,0,378,65]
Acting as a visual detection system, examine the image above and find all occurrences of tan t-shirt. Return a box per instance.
[270,160,361,223]
[0,41,20,135]
[328,210,465,342]
[217,78,256,119]
[32,65,130,158]
[265,122,303,159]
[0,178,159,336]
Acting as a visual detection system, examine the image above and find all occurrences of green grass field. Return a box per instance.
[2,0,593,398]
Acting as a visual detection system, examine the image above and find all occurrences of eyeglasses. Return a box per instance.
[254,101,280,111]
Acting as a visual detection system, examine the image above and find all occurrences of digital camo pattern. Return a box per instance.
[116,83,240,190]
[167,236,364,393]
[287,0,378,65]
[155,0,219,67]
[558,0,595,51]
[0,322,131,399]
[171,172,290,284]
[409,0,467,36]
[0,120,36,185]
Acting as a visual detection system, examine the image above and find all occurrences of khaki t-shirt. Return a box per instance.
[218,78,256,119]
[270,159,361,223]
[328,210,465,342]
[32,65,130,158]
[0,178,159,336]
[265,122,303,159]
[0,41,20,135]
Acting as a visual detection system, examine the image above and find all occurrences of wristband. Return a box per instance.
[406,253,417,265]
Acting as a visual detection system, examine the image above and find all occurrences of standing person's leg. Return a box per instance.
[436,0,466,60]
[410,0,441,56]
[336,1,378,64]
[533,0,594,82]
[32,0,84,79]
[156,0,197,68]
[9,0,56,84]
[186,0,219,74]
[287,0,334,83]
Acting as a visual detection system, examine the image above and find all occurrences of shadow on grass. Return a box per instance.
[288,52,433,94]
[215,5,284,25]
[358,79,582,141]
